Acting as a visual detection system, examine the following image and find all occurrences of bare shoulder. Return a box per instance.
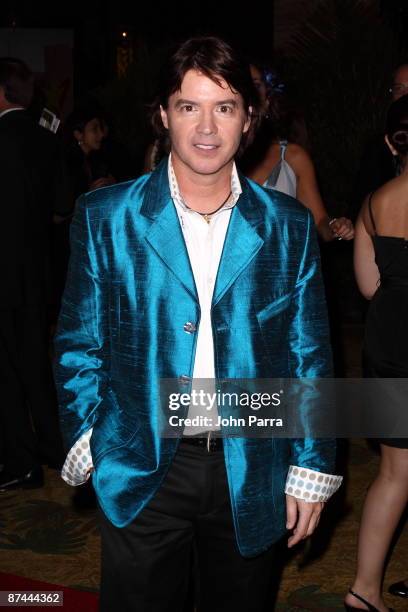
[362,175,408,235]
[371,175,408,209]
[285,143,313,171]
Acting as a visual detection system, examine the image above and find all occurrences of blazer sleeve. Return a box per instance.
[287,210,336,474]
[54,194,109,451]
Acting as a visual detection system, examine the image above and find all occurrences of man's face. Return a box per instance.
[160,69,251,178]
[391,65,408,101]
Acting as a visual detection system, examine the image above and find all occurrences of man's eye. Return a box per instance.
[181,105,194,112]
[218,105,233,113]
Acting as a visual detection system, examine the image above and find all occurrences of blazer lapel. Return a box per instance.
[212,177,264,307]
[141,159,198,302]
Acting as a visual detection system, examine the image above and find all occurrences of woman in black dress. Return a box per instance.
[345,95,408,611]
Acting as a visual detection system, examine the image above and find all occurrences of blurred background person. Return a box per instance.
[241,63,354,376]
[0,57,69,490]
[348,94,408,612]
[350,62,408,222]
[51,107,117,316]
[350,59,408,608]
[63,106,116,196]
[240,63,354,242]
[54,105,134,297]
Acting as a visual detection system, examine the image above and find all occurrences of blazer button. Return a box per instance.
[179,375,191,386]
[183,321,197,334]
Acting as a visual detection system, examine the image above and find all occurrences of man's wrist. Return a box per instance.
[285,465,342,502]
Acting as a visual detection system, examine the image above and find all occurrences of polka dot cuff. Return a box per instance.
[61,429,94,486]
[285,465,342,502]
[61,435,343,501]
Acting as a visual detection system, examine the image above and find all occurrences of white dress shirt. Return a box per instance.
[61,156,342,503]
[169,156,240,435]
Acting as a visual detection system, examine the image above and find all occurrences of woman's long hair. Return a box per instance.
[240,65,310,175]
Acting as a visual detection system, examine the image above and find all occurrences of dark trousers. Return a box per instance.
[0,306,63,474]
[98,441,275,612]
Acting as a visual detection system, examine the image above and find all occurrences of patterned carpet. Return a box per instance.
[0,325,406,610]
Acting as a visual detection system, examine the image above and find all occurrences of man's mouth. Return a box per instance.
[194,144,219,150]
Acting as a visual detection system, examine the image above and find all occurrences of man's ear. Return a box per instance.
[243,106,252,133]
[385,134,398,156]
[160,105,169,129]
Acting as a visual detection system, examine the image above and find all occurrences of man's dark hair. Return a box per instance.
[151,36,260,154]
[0,57,34,107]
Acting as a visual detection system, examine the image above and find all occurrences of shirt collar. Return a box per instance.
[168,153,242,213]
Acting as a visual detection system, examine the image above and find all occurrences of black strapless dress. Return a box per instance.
[363,235,408,448]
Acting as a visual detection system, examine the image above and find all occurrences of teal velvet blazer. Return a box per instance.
[54,158,335,557]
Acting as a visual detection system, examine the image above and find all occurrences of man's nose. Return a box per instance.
[197,110,217,135]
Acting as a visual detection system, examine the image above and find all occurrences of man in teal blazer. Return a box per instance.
[55,36,341,612]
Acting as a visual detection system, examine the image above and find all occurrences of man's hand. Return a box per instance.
[286,494,324,548]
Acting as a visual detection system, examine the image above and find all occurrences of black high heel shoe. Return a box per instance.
[388,579,408,598]
[344,588,394,612]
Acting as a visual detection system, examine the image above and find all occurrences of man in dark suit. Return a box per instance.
[0,58,69,490]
